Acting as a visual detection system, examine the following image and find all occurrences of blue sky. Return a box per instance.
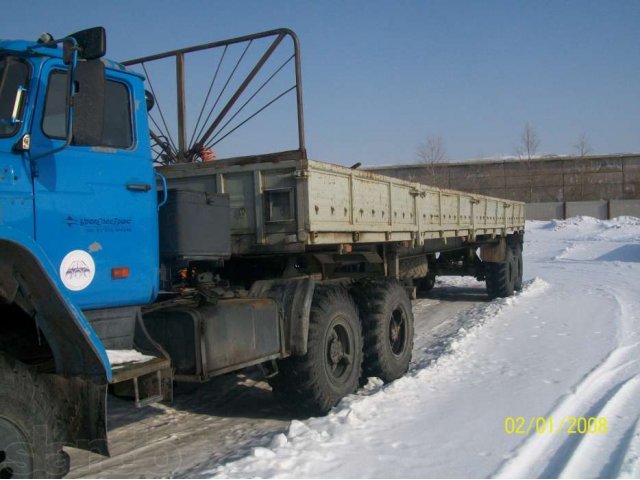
[3,0,639,165]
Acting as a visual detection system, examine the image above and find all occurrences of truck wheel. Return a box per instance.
[269,285,362,415]
[351,279,414,383]
[399,256,429,279]
[512,244,524,291]
[417,272,436,294]
[485,247,516,299]
[0,354,69,479]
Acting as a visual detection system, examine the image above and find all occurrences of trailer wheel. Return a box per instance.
[351,279,414,383]
[512,244,524,292]
[485,247,516,299]
[0,354,69,478]
[399,256,429,280]
[269,285,362,415]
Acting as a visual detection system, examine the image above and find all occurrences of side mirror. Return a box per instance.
[62,39,75,65]
[72,60,105,145]
[145,90,155,111]
[67,27,106,61]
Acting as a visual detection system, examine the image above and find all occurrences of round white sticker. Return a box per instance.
[59,250,96,291]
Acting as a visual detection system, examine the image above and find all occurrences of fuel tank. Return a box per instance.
[143,298,281,381]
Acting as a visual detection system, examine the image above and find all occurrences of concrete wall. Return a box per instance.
[524,200,640,221]
[368,154,640,220]
[369,154,640,203]
[610,199,640,218]
[565,201,608,220]
[526,202,564,221]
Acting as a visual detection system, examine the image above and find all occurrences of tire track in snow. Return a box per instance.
[560,375,640,478]
[616,418,640,478]
[411,278,548,373]
[493,284,640,478]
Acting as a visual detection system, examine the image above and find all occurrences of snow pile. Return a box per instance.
[208,216,640,478]
[107,349,156,366]
[546,216,640,243]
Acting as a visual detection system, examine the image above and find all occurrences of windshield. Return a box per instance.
[0,56,29,137]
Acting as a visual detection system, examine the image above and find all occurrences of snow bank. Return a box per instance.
[210,280,552,479]
[546,216,640,243]
[207,217,640,478]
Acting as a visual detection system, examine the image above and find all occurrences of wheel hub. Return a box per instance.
[325,322,353,382]
[0,417,33,479]
[389,309,407,356]
[390,322,401,343]
[328,332,345,365]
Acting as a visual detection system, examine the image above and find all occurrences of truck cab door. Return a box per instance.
[29,60,159,309]
[0,56,35,238]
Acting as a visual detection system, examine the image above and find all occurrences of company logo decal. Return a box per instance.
[59,250,96,291]
[65,216,133,233]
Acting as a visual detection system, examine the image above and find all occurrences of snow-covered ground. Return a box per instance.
[68,217,640,478]
[208,217,640,478]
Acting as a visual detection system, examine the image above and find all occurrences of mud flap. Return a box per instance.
[480,238,507,263]
[45,373,110,456]
[249,278,315,355]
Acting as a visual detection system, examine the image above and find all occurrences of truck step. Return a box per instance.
[131,370,165,408]
[109,355,170,382]
[108,352,173,408]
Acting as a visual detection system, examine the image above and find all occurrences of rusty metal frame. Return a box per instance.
[122,28,306,163]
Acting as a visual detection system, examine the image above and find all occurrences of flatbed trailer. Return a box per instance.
[159,150,524,300]
[161,151,525,254]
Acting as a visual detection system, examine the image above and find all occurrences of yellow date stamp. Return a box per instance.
[504,416,608,435]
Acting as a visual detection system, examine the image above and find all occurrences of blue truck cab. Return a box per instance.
[0,37,159,310]
[0,28,168,477]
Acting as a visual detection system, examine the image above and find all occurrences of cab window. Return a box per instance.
[42,70,133,148]
[0,56,30,138]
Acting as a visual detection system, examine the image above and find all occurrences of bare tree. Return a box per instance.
[574,133,592,157]
[514,123,540,202]
[516,122,540,161]
[417,135,447,185]
[417,135,447,163]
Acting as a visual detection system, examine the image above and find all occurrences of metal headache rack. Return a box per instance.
[122,29,306,165]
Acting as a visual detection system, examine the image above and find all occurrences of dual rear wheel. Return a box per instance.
[485,242,523,299]
[269,280,414,415]
[351,279,414,383]
[269,286,363,415]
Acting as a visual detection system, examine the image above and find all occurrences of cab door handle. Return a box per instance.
[127,183,152,192]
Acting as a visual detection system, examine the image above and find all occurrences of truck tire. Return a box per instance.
[269,285,362,415]
[0,354,69,479]
[417,272,436,294]
[399,256,429,280]
[512,243,524,291]
[351,279,414,383]
[485,247,516,299]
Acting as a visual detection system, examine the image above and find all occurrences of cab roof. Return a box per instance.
[0,39,144,79]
